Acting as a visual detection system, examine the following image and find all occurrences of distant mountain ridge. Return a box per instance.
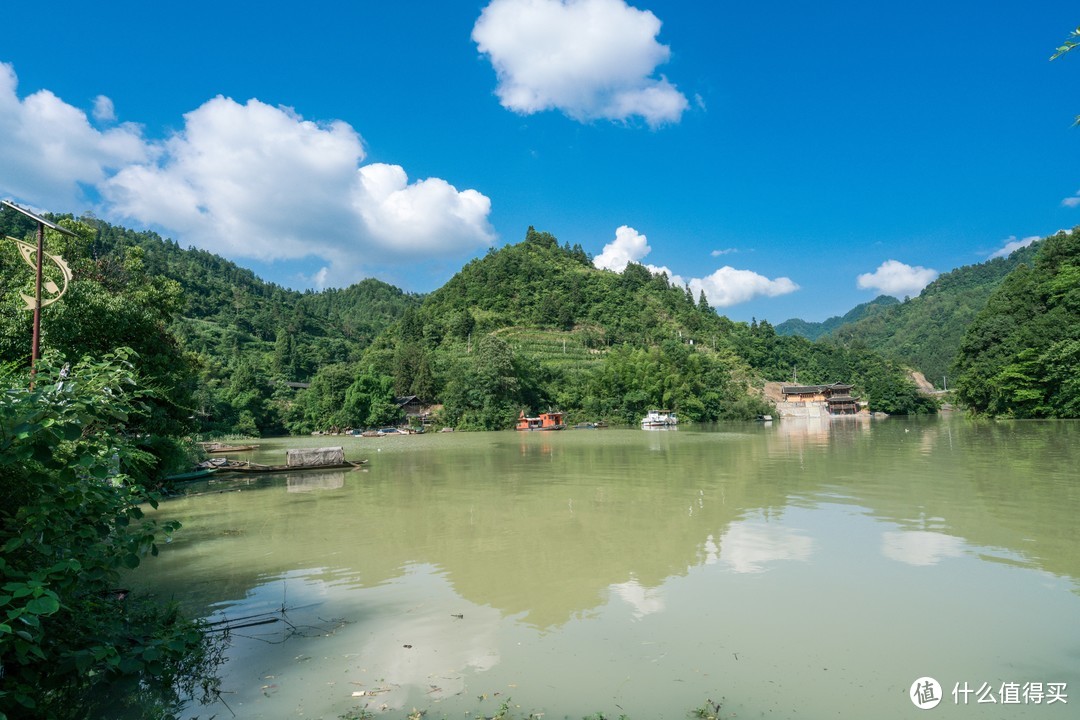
[775,239,1043,386]
[776,295,900,340]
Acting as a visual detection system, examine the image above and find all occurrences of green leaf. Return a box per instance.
[14,692,37,709]
[74,651,94,674]
[25,595,60,616]
[118,655,144,674]
[4,537,24,552]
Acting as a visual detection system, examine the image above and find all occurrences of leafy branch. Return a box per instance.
[1050,26,1080,60]
[1051,25,1080,125]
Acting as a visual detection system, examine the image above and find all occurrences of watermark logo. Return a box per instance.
[911,677,943,710]
[909,677,1068,709]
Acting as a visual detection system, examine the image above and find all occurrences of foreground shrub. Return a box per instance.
[0,351,224,719]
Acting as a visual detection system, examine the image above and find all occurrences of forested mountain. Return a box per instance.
[776,295,900,340]
[83,220,419,372]
[0,209,419,436]
[298,228,934,432]
[952,228,1080,417]
[1,211,933,435]
[779,240,1043,386]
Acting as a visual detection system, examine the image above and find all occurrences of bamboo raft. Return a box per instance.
[215,459,367,475]
[201,443,258,453]
[185,446,367,477]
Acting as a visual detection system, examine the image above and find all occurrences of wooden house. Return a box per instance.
[395,395,433,425]
[780,382,861,415]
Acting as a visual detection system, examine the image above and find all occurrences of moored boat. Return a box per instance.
[516,410,566,431]
[214,446,367,475]
[640,410,678,428]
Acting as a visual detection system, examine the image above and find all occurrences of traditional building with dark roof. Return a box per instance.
[780,382,861,415]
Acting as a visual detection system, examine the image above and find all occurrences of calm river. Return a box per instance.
[135,417,1080,719]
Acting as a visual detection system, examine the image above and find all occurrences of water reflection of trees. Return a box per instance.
[138,421,1080,630]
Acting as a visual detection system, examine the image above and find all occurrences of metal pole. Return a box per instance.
[1,202,75,390]
[29,220,44,384]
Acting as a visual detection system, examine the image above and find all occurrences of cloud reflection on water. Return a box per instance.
[881,530,965,566]
[610,578,666,619]
[197,564,505,716]
[717,520,814,573]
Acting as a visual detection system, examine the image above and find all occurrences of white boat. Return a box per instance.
[641,410,678,428]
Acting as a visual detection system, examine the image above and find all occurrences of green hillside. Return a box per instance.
[346,227,764,429]
[776,295,900,340]
[82,221,420,374]
[298,228,934,431]
[0,210,419,436]
[953,228,1080,417]
[822,240,1042,386]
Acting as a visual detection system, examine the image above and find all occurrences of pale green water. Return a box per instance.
[135,417,1080,719]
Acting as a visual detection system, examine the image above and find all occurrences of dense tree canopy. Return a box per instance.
[0,215,198,449]
[952,228,1080,417]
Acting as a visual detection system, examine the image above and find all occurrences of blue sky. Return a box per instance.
[2,1,1078,322]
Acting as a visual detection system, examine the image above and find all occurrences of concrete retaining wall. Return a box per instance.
[776,401,825,418]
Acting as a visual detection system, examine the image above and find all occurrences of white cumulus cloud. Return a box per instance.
[593,226,798,307]
[856,259,938,298]
[103,96,369,260]
[988,235,1039,259]
[103,96,495,276]
[92,95,116,123]
[0,62,495,288]
[593,224,651,271]
[472,0,689,127]
[1061,190,1080,208]
[687,267,799,308]
[354,163,493,253]
[0,62,148,210]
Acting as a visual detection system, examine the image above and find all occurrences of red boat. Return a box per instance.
[515,410,566,431]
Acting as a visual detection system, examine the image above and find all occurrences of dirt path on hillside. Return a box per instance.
[910,371,936,393]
